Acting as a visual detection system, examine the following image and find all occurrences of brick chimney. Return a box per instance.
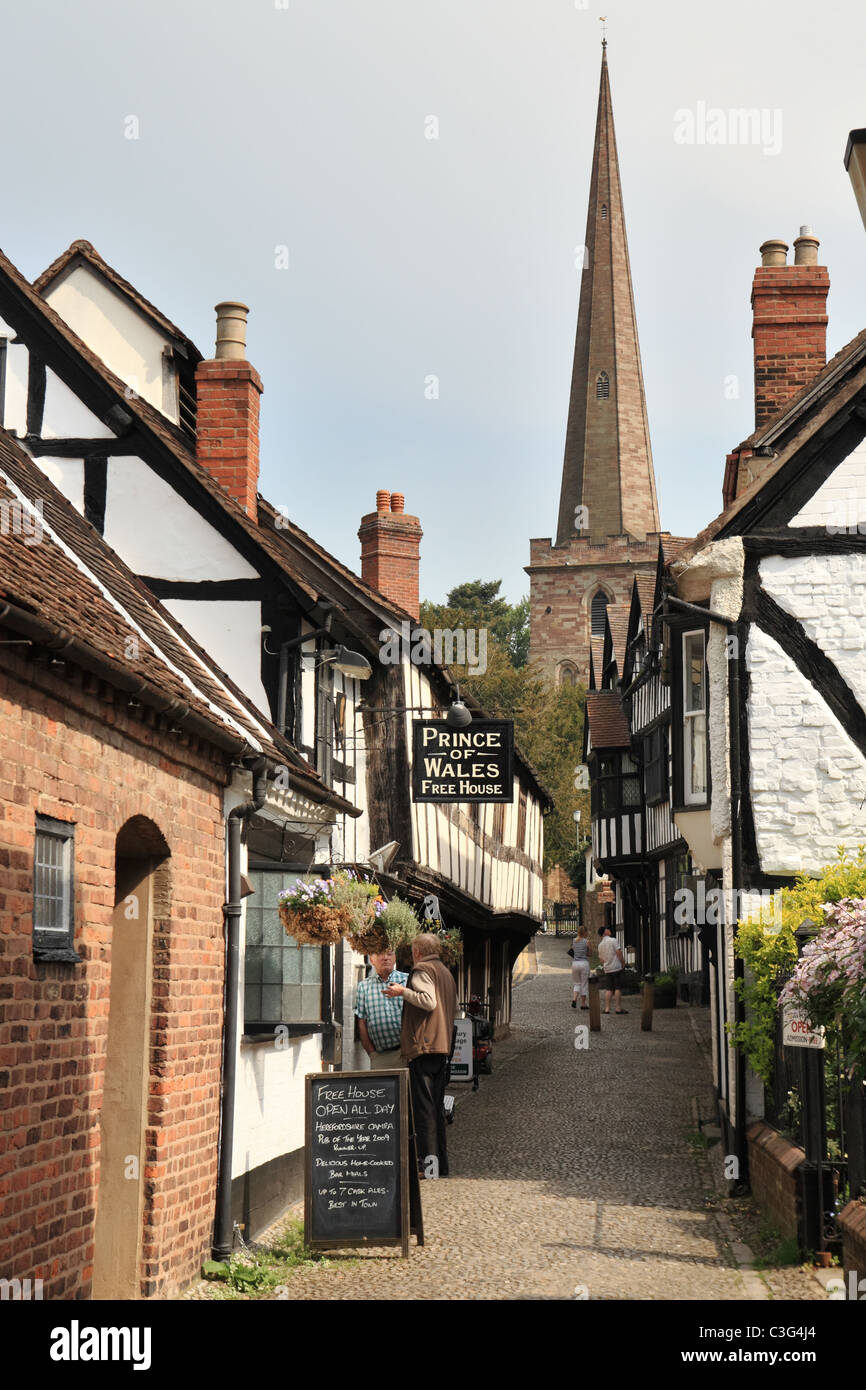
[195,302,262,519]
[358,490,423,620]
[751,229,829,430]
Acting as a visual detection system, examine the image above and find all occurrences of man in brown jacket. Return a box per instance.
[383,933,457,1178]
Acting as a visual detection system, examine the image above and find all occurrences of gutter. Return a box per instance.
[0,598,250,756]
[213,754,269,1262]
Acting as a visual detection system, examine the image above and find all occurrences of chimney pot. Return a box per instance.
[793,228,820,266]
[214,301,250,360]
[376,489,391,512]
[390,492,405,513]
[759,238,789,267]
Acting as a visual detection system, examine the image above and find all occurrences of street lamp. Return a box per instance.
[844,129,866,233]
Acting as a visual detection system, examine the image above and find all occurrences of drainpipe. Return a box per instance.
[213,755,269,1262]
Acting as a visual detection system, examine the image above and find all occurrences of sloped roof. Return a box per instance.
[33,239,201,362]
[634,574,656,622]
[0,244,553,809]
[589,635,604,690]
[606,605,631,675]
[585,691,630,749]
[697,325,866,560]
[0,428,359,815]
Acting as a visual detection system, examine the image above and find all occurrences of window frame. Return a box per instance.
[644,722,669,807]
[32,813,80,962]
[243,863,332,1037]
[681,629,708,807]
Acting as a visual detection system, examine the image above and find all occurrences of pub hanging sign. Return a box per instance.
[411,719,514,803]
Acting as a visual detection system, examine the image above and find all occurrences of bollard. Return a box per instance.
[589,977,602,1032]
[641,981,654,1032]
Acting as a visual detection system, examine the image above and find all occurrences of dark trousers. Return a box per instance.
[409,1053,449,1177]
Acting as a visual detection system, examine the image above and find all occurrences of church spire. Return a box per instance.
[554,44,660,546]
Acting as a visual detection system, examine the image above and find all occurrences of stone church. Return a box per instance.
[528,42,683,689]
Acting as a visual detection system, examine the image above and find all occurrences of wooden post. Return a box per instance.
[641,981,654,1032]
[589,977,601,1032]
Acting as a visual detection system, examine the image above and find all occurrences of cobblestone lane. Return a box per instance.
[283,938,755,1301]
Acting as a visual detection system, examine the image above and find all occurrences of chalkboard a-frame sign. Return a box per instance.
[304,1070,424,1255]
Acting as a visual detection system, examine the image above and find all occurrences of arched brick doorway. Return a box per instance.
[92,817,170,1300]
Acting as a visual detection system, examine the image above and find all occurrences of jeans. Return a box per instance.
[409,1053,449,1178]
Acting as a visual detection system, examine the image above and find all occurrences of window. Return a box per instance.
[682,631,708,804]
[644,725,668,806]
[595,753,640,813]
[517,785,527,851]
[596,371,610,400]
[557,661,577,687]
[315,661,334,786]
[591,590,609,638]
[244,868,325,1029]
[33,814,76,958]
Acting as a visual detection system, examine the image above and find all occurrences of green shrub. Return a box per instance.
[730,847,866,1087]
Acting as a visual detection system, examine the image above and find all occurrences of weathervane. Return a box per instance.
[599,15,607,44]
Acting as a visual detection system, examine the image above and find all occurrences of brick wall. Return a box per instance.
[746,1120,804,1243]
[527,532,659,687]
[195,358,262,520]
[752,261,829,430]
[838,1199,866,1285]
[0,645,228,1299]
[358,491,422,620]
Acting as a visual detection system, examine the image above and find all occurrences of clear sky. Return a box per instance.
[4,0,866,605]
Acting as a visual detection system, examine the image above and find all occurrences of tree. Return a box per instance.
[421,579,530,669]
[418,586,588,871]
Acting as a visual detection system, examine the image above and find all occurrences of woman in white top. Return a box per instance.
[569,927,590,1010]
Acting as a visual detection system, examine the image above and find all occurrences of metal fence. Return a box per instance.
[766,972,866,1252]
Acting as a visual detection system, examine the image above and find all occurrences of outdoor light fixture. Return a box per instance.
[845,129,866,234]
[445,687,472,729]
[319,645,372,680]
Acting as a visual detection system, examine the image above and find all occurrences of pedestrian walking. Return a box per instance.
[383,933,457,1179]
[568,927,590,1009]
[355,948,409,1069]
[598,924,627,1014]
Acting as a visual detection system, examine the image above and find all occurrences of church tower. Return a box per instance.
[528,43,672,688]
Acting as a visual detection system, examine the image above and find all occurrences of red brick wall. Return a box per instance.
[746,1120,805,1244]
[838,1200,866,1285]
[751,264,829,430]
[195,359,262,520]
[0,647,228,1299]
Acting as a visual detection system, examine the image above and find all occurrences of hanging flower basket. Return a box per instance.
[277,877,352,945]
[437,931,463,970]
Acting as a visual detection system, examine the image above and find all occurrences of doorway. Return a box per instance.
[91,818,169,1299]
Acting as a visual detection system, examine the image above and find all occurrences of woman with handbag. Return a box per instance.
[568,927,590,1009]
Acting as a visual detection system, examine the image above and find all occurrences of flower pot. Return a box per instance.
[279,902,351,946]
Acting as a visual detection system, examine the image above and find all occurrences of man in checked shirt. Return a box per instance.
[354,948,409,1070]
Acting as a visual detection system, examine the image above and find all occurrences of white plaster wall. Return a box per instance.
[164,598,269,711]
[227,781,328,1179]
[746,626,866,874]
[3,341,28,435]
[789,439,866,531]
[103,459,258,580]
[42,367,114,439]
[759,553,866,712]
[44,264,179,422]
[36,457,84,512]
